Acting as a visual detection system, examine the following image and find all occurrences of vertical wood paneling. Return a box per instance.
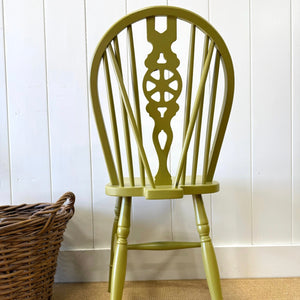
[292,0,300,243]
[127,0,163,12]
[127,0,173,244]
[251,0,292,244]
[44,0,93,249]
[210,0,252,245]
[0,0,10,205]
[86,0,125,248]
[3,0,51,204]
[0,0,298,255]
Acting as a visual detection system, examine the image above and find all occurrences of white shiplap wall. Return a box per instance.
[0,0,299,281]
[293,0,300,244]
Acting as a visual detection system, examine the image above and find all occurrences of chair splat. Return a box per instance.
[142,16,182,186]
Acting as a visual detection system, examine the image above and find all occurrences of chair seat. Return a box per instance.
[105,176,219,199]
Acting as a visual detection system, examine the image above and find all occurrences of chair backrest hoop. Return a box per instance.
[90,6,234,188]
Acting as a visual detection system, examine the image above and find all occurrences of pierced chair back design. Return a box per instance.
[90,6,234,300]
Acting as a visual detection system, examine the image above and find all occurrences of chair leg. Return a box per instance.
[110,197,132,300]
[193,194,222,300]
[108,197,122,292]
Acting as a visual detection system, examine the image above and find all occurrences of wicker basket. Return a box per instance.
[0,192,75,300]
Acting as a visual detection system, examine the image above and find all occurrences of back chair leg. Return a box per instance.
[108,197,122,292]
[110,197,132,300]
[193,194,222,300]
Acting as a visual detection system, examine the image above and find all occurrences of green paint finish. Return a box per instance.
[194,194,223,299]
[128,241,202,250]
[90,6,234,300]
[105,176,219,199]
[108,197,122,292]
[110,197,132,300]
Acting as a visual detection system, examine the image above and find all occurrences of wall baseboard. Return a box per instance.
[55,245,300,282]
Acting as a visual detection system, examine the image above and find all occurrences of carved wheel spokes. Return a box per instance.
[144,68,182,103]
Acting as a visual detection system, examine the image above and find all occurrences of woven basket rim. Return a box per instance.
[0,192,75,234]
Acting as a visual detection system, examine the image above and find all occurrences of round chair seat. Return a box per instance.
[105,176,219,199]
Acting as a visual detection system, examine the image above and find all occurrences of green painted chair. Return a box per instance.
[90,6,234,300]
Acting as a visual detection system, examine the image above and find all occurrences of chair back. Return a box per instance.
[90,6,234,190]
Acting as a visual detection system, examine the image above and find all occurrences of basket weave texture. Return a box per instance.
[0,192,75,300]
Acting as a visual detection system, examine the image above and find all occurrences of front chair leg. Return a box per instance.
[108,197,122,292]
[193,194,222,300]
[110,197,132,300]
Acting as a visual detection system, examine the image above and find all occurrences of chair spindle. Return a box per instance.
[103,52,124,186]
[113,37,135,186]
[202,50,220,184]
[174,41,215,187]
[127,25,145,186]
[181,24,196,185]
[191,35,209,184]
[108,44,156,189]
[90,57,119,185]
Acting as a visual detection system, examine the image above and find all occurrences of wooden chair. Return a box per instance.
[90,6,234,300]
